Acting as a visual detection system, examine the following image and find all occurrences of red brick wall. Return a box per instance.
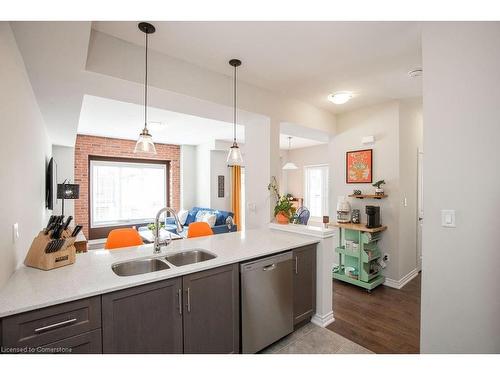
[74,135,180,238]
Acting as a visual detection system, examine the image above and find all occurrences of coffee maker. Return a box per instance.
[366,206,381,228]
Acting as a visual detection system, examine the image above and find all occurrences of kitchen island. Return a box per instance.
[0,228,322,354]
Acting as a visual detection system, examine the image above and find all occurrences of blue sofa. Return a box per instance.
[164,207,237,236]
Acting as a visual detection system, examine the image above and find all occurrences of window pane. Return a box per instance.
[305,165,328,219]
[91,160,166,227]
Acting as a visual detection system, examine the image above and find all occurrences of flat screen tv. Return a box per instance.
[46,157,56,210]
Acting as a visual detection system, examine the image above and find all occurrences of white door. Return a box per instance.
[417,149,424,271]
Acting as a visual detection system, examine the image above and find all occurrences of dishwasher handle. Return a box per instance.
[263,264,276,271]
[240,251,292,273]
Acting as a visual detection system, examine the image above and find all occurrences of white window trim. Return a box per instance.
[89,159,167,228]
[303,164,329,222]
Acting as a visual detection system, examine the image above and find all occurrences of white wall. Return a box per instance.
[210,150,231,211]
[245,117,272,230]
[420,22,500,354]
[180,145,197,210]
[194,142,211,208]
[0,23,51,288]
[51,145,75,218]
[332,101,401,280]
[284,144,330,199]
[398,98,423,278]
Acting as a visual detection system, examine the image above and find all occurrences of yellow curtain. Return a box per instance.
[231,166,241,230]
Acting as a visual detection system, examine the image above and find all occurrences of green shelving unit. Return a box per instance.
[332,223,387,291]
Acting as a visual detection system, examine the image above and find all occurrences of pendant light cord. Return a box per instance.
[233,64,237,143]
[144,32,148,130]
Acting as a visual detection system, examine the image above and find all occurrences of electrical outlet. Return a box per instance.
[383,253,390,262]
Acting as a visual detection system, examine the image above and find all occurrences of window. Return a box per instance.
[90,157,168,230]
[304,165,329,219]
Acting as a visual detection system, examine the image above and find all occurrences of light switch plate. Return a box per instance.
[441,209,456,228]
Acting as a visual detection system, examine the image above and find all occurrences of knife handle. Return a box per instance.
[44,222,55,235]
[71,225,82,238]
[63,216,73,231]
[46,215,56,229]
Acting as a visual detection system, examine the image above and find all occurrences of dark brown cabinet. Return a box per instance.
[1,296,101,352]
[101,264,239,354]
[102,277,183,354]
[293,245,317,325]
[182,264,239,353]
[40,329,102,354]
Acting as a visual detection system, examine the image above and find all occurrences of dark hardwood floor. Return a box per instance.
[327,273,421,354]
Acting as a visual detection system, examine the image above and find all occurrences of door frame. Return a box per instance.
[417,148,424,271]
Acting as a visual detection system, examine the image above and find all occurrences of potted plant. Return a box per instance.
[268,177,296,224]
[372,180,386,195]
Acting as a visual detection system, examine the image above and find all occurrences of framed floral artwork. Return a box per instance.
[346,149,372,183]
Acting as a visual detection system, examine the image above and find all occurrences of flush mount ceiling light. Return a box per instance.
[134,22,157,155]
[328,92,353,105]
[226,59,244,166]
[408,68,423,78]
[282,137,298,170]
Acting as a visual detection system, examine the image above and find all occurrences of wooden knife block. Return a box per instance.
[24,230,77,271]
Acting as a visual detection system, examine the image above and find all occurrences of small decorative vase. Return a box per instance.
[276,212,289,224]
[375,188,384,196]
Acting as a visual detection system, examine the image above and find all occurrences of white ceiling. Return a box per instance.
[78,95,243,145]
[92,21,423,114]
[78,95,323,149]
[279,134,324,150]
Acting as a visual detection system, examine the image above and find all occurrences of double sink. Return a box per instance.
[112,249,217,277]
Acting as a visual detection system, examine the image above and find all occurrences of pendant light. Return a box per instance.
[282,136,298,170]
[134,22,157,154]
[226,59,243,166]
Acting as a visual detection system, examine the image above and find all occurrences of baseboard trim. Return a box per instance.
[384,268,419,289]
[311,311,335,327]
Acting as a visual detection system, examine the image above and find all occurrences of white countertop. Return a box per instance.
[0,228,319,318]
[268,222,336,238]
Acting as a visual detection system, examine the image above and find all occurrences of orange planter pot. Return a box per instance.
[275,212,289,224]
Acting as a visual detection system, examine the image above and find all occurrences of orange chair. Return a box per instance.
[105,228,144,250]
[187,222,214,238]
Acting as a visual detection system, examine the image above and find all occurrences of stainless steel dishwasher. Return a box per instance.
[240,251,293,353]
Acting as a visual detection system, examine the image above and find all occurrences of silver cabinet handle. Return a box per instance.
[177,288,182,316]
[34,318,77,333]
[263,264,276,271]
[186,287,191,313]
[295,256,299,274]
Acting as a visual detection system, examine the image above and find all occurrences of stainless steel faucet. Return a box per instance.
[153,207,183,254]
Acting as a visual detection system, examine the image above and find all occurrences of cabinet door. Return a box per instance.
[293,244,317,325]
[182,264,239,353]
[102,278,183,353]
[40,329,102,354]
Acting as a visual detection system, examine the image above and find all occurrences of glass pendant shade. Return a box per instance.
[227,143,243,166]
[227,58,243,166]
[282,136,297,170]
[134,129,157,154]
[282,162,298,170]
[135,22,157,155]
